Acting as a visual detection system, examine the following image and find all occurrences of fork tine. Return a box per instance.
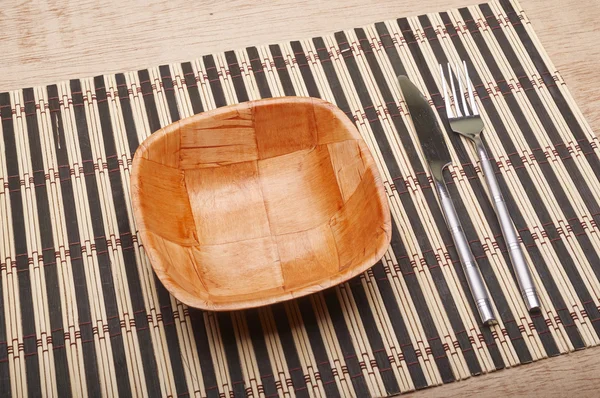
[456,62,470,116]
[464,60,479,116]
[448,63,462,118]
[440,64,453,117]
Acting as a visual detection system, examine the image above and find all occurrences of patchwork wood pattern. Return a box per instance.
[1,0,599,396]
[130,97,391,311]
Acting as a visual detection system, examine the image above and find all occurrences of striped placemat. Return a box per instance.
[1,0,599,396]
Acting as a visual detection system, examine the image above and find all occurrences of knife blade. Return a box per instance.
[398,75,497,326]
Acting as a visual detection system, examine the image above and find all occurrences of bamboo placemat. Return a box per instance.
[1,0,599,396]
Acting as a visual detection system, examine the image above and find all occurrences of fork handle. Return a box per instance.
[474,135,541,311]
[431,166,496,325]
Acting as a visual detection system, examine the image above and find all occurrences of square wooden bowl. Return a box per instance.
[130,97,391,311]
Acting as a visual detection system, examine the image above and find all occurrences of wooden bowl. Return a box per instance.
[131,97,391,311]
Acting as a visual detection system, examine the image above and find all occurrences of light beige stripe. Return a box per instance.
[233,312,263,398]
[369,20,497,372]
[347,25,480,379]
[11,90,56,397]
[447,7,578,352]
[287,302,326,398]
[319,30,441,385]
[490,1,600,298]
[309,293,355,397]
[145,65,208,396]
[35,85,88,396]
[103,73,155,396]
[239,43,354,396]
[438,9,574,354]
[62,77,143,396]
[299,36,416,390]
[193,58,218,112]
[384,17,521,368]
[123,70,178,398]
[407,14,548,362]
[0,95,27,398]
[510,0,600,152]
[258,307,293,397]
[325,31,451,386]
[78,77,121,397]
[460,4,597,346]
[446,6,590,349]
[205,311,235,397]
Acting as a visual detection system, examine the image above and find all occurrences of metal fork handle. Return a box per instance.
[474,135,541,311]
[431,166,496,325]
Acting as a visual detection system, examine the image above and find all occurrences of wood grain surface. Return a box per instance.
[2,0,599,135]
[2,0,599,396]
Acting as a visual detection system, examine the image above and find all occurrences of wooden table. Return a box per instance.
[3,0,599,396]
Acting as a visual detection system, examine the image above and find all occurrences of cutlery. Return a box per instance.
[398,75,497,326]
[439,62,541,312]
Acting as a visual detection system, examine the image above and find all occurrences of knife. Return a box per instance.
[398,75,496,326]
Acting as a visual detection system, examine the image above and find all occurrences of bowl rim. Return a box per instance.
[130,96,392,311]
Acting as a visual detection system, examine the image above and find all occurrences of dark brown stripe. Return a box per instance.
[186,309,219,398]
[422,11,560,358]
[290,41,320,97]
[295,36,401,394]
[360,22,489,374]
[402,14,534,364]
[203,55,227,108]
[65,80,104,396]
[334,28,456,383]
[111,75,163,397]
[216,313,248,398]
[158,65,180,122]
[22,87,72,396]
[2,90,42,398]
[246,47,272,99]
[269,41,373,394]
[180,62,205,114]
[0,94,13,398]
[201,59,248,398]
[476,4,600,336]
[269,45,295,96]
[137,69,190,396]
[450,8,587,348]
[93,75,134,398]
[498,0,600,188]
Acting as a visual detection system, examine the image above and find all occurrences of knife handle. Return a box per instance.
[432,168,496,325]
[474,135,540,311]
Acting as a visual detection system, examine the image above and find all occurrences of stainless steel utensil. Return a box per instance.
[439,61,541,312]
[398,75,497,326]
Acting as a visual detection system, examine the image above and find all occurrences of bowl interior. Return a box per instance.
[131,97,391,310]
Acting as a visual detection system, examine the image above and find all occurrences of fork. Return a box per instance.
[440,61,541,312]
